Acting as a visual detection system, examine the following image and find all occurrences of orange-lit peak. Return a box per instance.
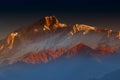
[7,32,18,49]
[70,24,96,35]
[118,31,120,39]
[43,16,67,31]
[69,24,120,40]
[107,29,112,38]
[0,44,4,51]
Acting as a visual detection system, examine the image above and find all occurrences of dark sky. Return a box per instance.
[0,0,120,13]
[0,0,120,39]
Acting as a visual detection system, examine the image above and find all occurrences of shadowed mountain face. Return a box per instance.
[0,16,120,65]
[90,69,120,80]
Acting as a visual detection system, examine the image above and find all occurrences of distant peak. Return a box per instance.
[41,16,67,31]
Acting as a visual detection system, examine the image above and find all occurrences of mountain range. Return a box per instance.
[0,16,120,65]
